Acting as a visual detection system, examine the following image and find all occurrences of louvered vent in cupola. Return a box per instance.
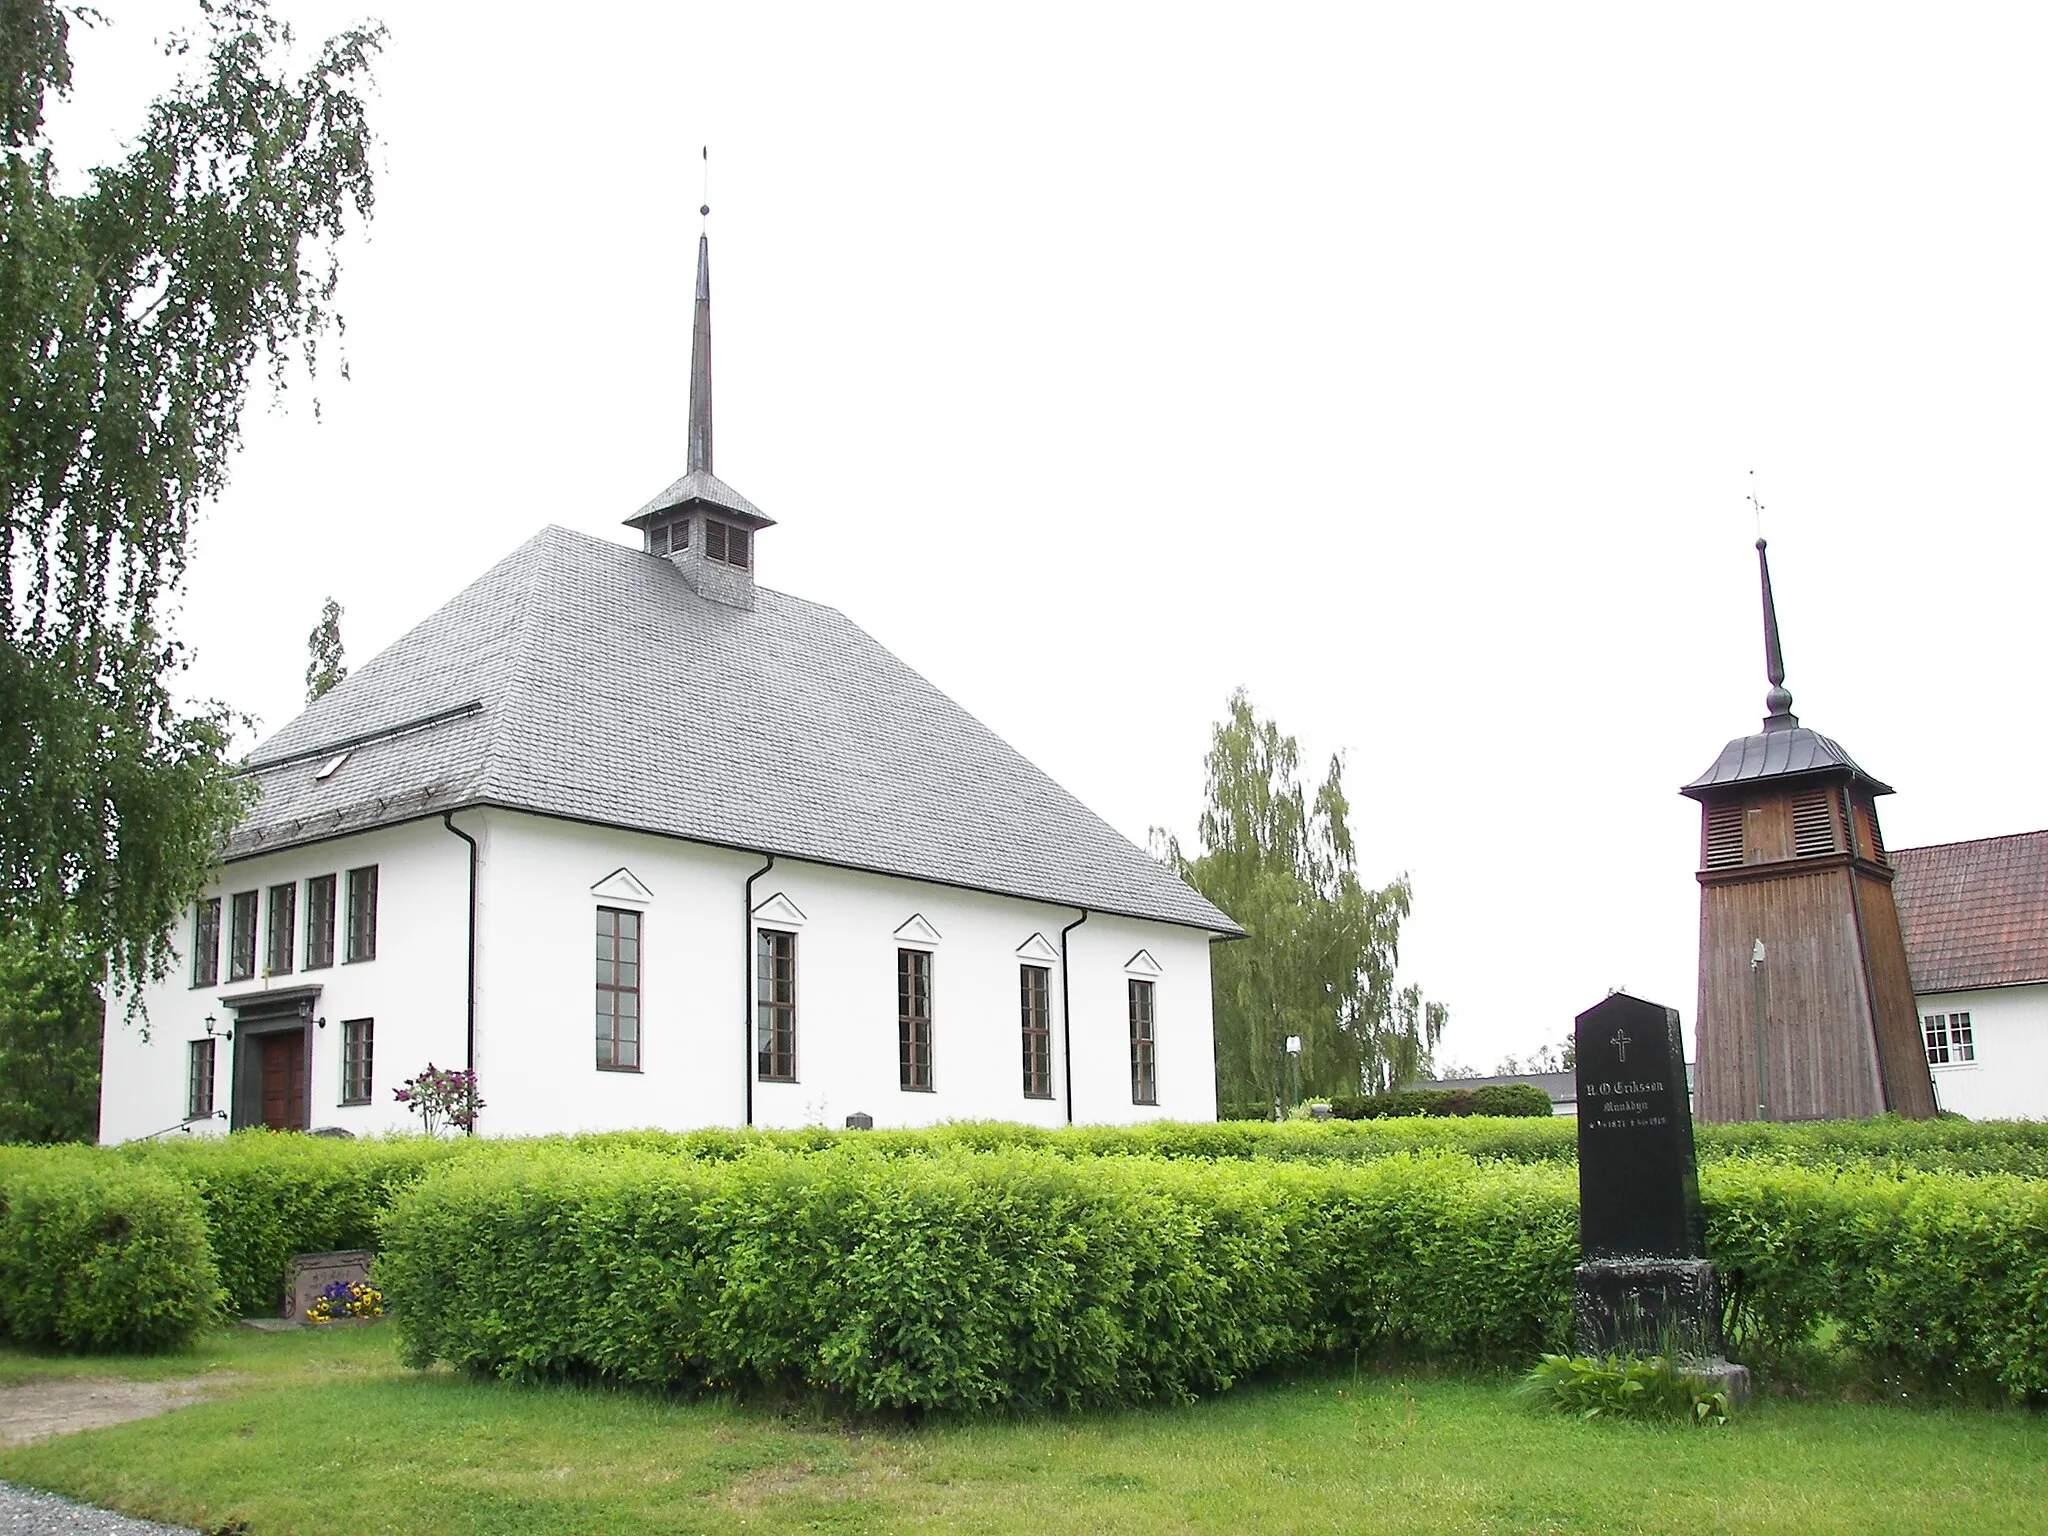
[1863,802,1886,864]
[1792,790,1835,858]
[1705,802,1744,870]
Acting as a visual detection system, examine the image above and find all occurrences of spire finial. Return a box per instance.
[1756,536,1797,730]
[687,147,712,476]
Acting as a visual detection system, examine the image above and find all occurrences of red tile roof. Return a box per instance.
[1892,829,2048,993]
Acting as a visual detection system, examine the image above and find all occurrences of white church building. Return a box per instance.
[98,235,1238,1142]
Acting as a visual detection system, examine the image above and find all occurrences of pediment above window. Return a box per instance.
[1015,932,1060,965]
[752,891,807,928]
[1124,948,1163,977]
[893,912,943,946]
[590,867,654,906]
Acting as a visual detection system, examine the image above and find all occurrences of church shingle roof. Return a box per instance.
[236,526,1239,935]
[1892,829,2048,993]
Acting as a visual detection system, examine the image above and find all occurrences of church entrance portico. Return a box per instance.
[220,986,320,1131]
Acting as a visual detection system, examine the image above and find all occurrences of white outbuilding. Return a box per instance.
[99,234,1239,1142]
[1892,828,2048,1121]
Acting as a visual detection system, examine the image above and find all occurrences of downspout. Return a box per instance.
[742,854,776,1128]
[440,812,480,1136]
[1059,909,1089,1126]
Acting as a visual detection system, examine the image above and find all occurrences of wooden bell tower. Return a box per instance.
[1681,540,1936,1122]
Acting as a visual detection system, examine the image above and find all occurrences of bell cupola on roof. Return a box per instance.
[624,202,774,609]
[1680,538,1936,1123]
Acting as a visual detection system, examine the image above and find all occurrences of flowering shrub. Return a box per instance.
[393,1065,483,1136]
[306,1277,383,1323]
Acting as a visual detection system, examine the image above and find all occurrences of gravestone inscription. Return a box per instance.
[1573,992,1747,1402]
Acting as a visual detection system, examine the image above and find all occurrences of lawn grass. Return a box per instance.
[0,1327,2043,1534]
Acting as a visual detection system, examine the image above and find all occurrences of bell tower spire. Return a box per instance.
[624,150,774,609]
[688,228,713,475]
[1757,538,1796,731]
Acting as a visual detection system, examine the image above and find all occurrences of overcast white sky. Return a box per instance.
[49,3,2048,1074]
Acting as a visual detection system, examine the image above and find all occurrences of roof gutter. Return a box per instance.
[227,800,1240,938]
[743,853,775,1127]
[1060,909,1089,1126]
[441,812,480,1136]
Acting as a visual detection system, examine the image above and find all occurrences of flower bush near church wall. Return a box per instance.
[393,1065,483,1136]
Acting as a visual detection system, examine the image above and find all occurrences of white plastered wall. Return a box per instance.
[1915,982,2048,1121]
[99,817,470,1143]
[475,812,1221,1132]
[104,807,1226,1140]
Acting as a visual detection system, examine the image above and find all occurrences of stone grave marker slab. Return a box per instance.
[1575,991,1702,1262]
[284,1249,374,1323]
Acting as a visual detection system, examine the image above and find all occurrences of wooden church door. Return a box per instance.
[259,1032,308,1130]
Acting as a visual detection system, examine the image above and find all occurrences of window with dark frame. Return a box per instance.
[228,891,259,981]
[1128,978,1157,1105]
[187,1038,215,1120]
[305,874,337,970]
[345,865,379,963]
[898,948,933,1092]
[1020,964,1052,1098]
[595,907,642,1071]
[191,898,221,988]
[705,519,752,569]
[756,929,796,1080]
[341,1018,375,1103]
[265,882,296,977]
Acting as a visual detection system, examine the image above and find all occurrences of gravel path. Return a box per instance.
[0,1484,197,1535]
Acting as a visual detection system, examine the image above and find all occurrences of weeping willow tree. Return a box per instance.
[1156,690,1442,1110]
[0,0,382,1012]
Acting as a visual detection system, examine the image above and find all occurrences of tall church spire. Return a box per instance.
[688,232,713,475]
[1756,538,1797,731]
[624,171,773,609]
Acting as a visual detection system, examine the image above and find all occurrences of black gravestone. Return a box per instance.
[1571,992,1747,1401]
[1576,992,1701,1262]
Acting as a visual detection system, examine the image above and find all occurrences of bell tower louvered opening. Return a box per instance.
[1704,802,1744,870]
[1792,788,1835,858]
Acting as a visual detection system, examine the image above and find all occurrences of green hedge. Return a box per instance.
[1329,1086,1556,1120]
[1696,1118,2048,1178]
[381,1144,2048,1409]
[379,1147,1579,1412]
[1705,1159,2048,1396]
[554,1117,1583,1167]
[0,1155,220,1351]
[130,1134,465,1316]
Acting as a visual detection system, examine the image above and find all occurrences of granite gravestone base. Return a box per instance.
[1573,993,1749,1404]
